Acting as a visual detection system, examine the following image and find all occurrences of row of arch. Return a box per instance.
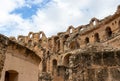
[52,53,72,75]
[85,26,112,44]
[67,18,100,34]
[49,26,115,53]
[28,31,46,39]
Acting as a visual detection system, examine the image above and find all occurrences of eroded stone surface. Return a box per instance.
[1,5,120,81]
[0,35,8,79]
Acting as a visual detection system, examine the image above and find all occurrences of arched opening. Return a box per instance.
[63,54,71,66]
[105,27,112,39]
[69,41,80,50]
[93,20,96,26]
[85,37,89,44]
[70,28,73,33]
[64,34,69,39]
[54,37,59,52]
[94,33,100,42]
[63,35,69,51]
[5,70,18,81]
[18,38,23,43]
[39,34,42,39]
[80,28,85,32]
[52,59,57,75]
[29,34,32,38]
[48,38,52,49]
[28,40,32,47]
[69,41,75,50]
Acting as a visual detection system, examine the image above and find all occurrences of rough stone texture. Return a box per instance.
[0,34,41,81]
[1,5,120,81]
[0,34,8,79]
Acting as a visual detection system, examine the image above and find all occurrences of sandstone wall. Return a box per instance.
[70,51,120,81]
[0,52,39,81]
[7,5,120,81]
[0,39,41,81]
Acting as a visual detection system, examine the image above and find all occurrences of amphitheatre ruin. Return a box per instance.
[0,5,120,81]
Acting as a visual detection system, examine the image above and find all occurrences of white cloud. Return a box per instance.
[0,0,120,38]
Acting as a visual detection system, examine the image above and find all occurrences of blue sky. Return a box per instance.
[11,0,51,19]
[0,0,120,37]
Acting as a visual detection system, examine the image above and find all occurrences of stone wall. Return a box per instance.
[0,34,8,79]
[7,5,120,81]
[0,34,41,81]
[68,51,120,81]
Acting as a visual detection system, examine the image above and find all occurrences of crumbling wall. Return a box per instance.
[0,47,5,78]
[6,5,120,81]
[67,51,120,81]
[0,35,8,78]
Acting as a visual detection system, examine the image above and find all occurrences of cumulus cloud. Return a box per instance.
[0,0,120,37]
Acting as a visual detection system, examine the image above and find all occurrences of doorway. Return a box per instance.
[5,70,18,81]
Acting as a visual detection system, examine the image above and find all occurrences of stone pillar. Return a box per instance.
[47,55,50,72]
[60,38,64,53]
[51,37,54,53]
[68,55,75,81]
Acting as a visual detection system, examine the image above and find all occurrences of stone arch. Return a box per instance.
[17,35,24,42]
[94,33,100,42]
[28,32,33,39]
[70,28,73,33]
[67,26,74,34]
[54,36,60,52]
[63,34,69,50]
[64,34,69,41]
[39,31,46,39]
[64,35,69,42]
[53,59,57,66]
[48,38,52,49]
[29,34,32,38]
[28,40,32,47]
[90,18,99,26]
[52,59,57,75]
[5,70,18,81]
[39,32,43,39]
[39,34,42,39]
[63,54,72,66]
[69,40,80,50]
[78,26,84,32]
[85,37,89,44]
[93,20,96,26]
[105,27,112,39]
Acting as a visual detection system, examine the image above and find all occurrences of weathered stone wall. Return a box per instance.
[0,35,8,79]
[0,51,40,81]
[7,5,120,81]
[0,35,41,81]
[69,51,120,81]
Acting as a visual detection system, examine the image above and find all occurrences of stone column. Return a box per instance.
[51,37,54,53]
[60,37,64,53]
[68,55,75,81]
